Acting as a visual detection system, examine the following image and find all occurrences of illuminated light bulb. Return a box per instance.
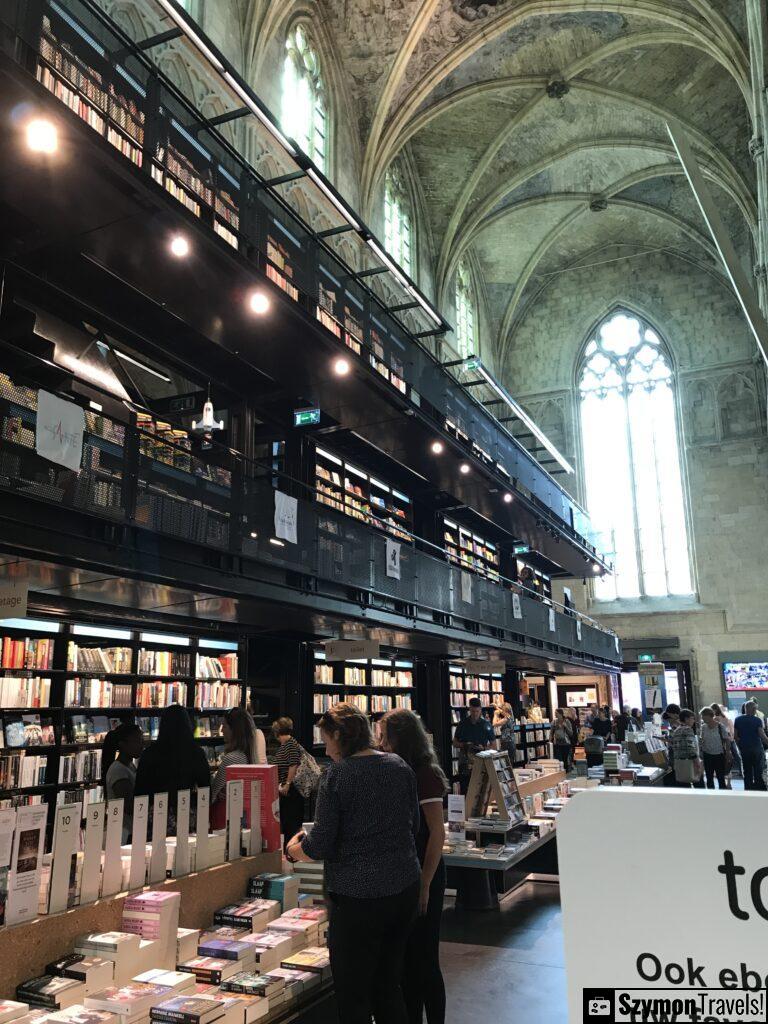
[592,564,601,573]
[334,357,350,376]
[248,290,270,315]
[431,441,444,455]
[504,493,513,504]
[169,234,190,258]
[26,118,57,154]
[459,463,470,475]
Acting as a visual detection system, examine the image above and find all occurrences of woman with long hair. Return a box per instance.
[380,708,448,1024]
[103,721,143,843]
[286,702,420,1024]
[211,706,266,804]
[134,704,211,829]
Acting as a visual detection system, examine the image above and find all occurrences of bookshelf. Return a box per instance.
[314,445,412,541]
[0,619,246,819]
[311,650,414,749]
[519,721,552,765]
[448,664,509,779]
[442,518,500,582]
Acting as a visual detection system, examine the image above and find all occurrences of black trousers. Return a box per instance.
[741,748,767,791]
[554,743,571,771]
[279,784,305,846]
[328,880,419,1024]
[702,752,727,789]
[403,861,446,1024]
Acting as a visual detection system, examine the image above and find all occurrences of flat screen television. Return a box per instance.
[723,662,768,691]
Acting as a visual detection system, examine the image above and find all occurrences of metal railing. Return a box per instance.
[0,0,610,564]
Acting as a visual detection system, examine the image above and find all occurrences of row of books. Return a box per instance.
[138,651,191,676]
[58,750,102,785]
[1,636,54,670]
[136,683,188,708]
[65,680,133,708]
[0,677,51,709]
[2,715,55,748]
[67,644,132,674]
[369,694,412,712]
[70,716,120,744]
[0,752,48,789]
[195,685,243,710]
[370,670,413,688]
[197,655,239,681]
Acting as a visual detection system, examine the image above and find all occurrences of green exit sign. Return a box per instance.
[638,653,655,663]
[513,544,530,555]
[294,408,321,427]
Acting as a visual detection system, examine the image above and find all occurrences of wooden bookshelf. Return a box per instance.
[311,650,414,749]
[443,518,500,582]
[314,445,412,541]
[447,663,506,778]
[0,619,246,820]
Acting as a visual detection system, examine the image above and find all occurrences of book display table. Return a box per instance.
[445,831,558,911]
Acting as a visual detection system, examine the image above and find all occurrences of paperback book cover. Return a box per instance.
[131,974,193,994]
[46,1007,120,1024]
[280,949,330,974]
[149,996,224,1024]
[0,1002,30,1024]
[196,940,253,962]
[176,959,237,986]
[84,983,170,1017]
[16,977,85,1010]
[219,974,283,999]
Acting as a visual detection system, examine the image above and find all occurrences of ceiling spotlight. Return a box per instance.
[26,117,57,154]
[333,357,350,376]
[431,441,444,455]
[503,493,513,504]
[250,531,258,539]
[169,234,190,258]
[459,463,470,475]
[592,564,600,573]
[248,290,270,315]
[270,538,285,547]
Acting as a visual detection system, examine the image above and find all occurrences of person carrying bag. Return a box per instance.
[670,710,702,787]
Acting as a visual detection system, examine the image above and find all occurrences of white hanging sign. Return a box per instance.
[102,798,124,896]
[325,639,379,662]
[226,780,244,862]
[385,538,401,580]
[615,635,621,653]
[274,490,298,545]
[149,792,169,882]
[461,571,473,605]
[0,581,28,621]
[549,608,556,633]
[196,787,210,872]
[576,618,582,642]
[6,803,47,926]
[174,790,191,877]
[36,390,84,471]
[465,660,506,675]
[512,592,523,620]
[49,802,82,914]
[80,802,105,906]
[129,795,149,890]
[249,780,262,856]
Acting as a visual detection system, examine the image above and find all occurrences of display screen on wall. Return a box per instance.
[723,662,768,691]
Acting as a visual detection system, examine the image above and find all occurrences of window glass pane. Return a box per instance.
[455,261,475,359]
[282,25,327,173]
[384,172,412,273]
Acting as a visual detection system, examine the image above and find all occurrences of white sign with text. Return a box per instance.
[48,802,82,914]
[149,793,168,882]
[0,581,28,620]
[102,798,124,896]
[385,538,401,580]
[36,390,84,471]
[559,790,768,1023]
[325,639,380,662]
[274,490,298,545]
[129,796,149,891]
[80,802,105,905]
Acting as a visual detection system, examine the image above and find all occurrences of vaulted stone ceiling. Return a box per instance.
[309,0,755,365]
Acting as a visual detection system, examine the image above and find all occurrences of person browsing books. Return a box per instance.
[452,697,494,793]
[380,708,448,1024]
[103,722,143,843]
[270,717,305,845]
[134,704,211,830]
[286,702,420,1024]
[551,709,573,770]
[211,706,266,804]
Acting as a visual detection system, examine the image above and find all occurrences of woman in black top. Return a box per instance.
[381,708,448,1024]
[134,704,210,830]
[270,716,304,845]
[287,702,420,1024]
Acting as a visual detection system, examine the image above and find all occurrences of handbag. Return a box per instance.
[293,744,322,798]
[720,724,733,771]
[675,757,698,784]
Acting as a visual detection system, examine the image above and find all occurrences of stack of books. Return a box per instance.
[195,940,256,968]
[132,973,194,995]
[121,890,181,971]
[46,956,115,994]
[74,933,145,986]
[177,959,241,987]
[84,982,172,1024]
[279,948,331,982]
[46,1008,117,1024]
[246,875,299,912]
[16,977,86,1011]
[0,1002,32,1024]
[212,900,280,933]
[176,932,201,966]
[266,915,320,952]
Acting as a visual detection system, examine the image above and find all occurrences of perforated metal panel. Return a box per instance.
[413,552,453,613]
[371,536,416,602]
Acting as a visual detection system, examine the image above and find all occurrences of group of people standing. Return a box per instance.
[665,700,768,790]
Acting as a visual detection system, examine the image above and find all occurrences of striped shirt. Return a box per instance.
[271,737,302,784]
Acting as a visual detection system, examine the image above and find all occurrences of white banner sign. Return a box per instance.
[385,539,401,580]
[549,607,557,633]
[465,660,505,675]
[0,581,28,620]
[226,780,244,861]
[6,803,47,926]
[149,793,168,882]
[49,802,82,914]
[512,592,523,619]
[102,798,124,896]
[36,390,84,471]
[560,790,768,1022]
[576,619,582,641]
[461,571,473,605]
[80,802,105,905]
[447,794,466,843]
[249,781,262,856]
[129,795,149,890]
[325,639,380,662]
[274,490,298,545]
[196,788,210,872]
[174,790,191,877]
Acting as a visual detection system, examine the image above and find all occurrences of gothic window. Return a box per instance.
[578,311,693,601]
[455,260,476,359]
[282,24,327,172]
[384,170,412,274]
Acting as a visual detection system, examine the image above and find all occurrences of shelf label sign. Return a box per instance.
[36,390,84,471]
[0,581,27,620]
[175,790,191,877]
[274,490,298,545]
[386,539,401,580]
[80,802,105,906]
[227,780,244,862]
[466,659,505,675]
[324,639,380,661]
[130,796,150,891]
[150,793,168,883]
[102,798,124,896]
[49,801,82,914]
[196,788,210,871]
[447,794,466,843]
[559,790,768,1022]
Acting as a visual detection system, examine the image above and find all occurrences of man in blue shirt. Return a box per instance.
[453,697,495,793]
[734,701,768,791]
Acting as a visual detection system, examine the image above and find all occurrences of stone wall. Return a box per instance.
[505,248,768,707]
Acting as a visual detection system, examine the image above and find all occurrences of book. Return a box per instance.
[212,901,278,933]
[46,1007,120,1024]
[176,932,200,966]
[176,959,239,986]
[195,940,254,963]
[75,934,142,957]
[213,995,267,1024]
[279,948,330,975]
[279,907,328,924]
[131,974,193,995]
[218,974,283,999]
[149,996,224,1024]
[85,984,170,1018]
[0,1003,30,1024]
[46,956,114,992]
[16,977,85,1010]
[264,970,305,999]
[246,875,298,911]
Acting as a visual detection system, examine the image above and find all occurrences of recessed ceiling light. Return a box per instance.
[592,564,600,573]
[169,234,190,258]
[270,538,285,547]
[250,531,258,539]
[503,493,513,504]
[26,117,57,154]
[333,357,350,376]
[459,463,470,475]
[248,290,270,315]
[431,441,444,455]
